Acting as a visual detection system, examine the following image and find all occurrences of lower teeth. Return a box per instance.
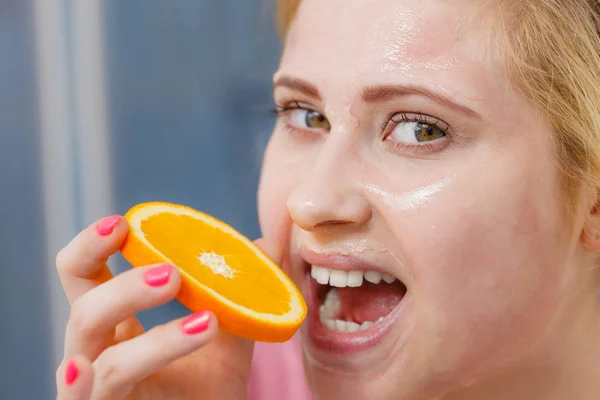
[319,287,385,333]
[319,313,383,332]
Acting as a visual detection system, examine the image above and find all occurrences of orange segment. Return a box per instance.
[120,202,306,342]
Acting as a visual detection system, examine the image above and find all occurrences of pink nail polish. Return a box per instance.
[65,359,78,386]
[181,311,211,334]
[144,264,172,287]
[96,215,121,236]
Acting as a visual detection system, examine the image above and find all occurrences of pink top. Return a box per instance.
[247,335,314,400]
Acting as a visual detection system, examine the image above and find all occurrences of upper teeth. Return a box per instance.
[311,265,396,287]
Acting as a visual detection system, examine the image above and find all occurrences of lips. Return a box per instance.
[299,248,409,353]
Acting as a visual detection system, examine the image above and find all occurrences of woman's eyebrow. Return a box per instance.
[273,76,321,100]
[273,76,480,120]
[361,84,481,119]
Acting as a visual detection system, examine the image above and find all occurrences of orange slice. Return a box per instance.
[120,201,306,342]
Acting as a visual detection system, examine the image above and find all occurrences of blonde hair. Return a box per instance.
[275,0,600,205]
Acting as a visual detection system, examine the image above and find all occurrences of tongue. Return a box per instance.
[337,282,406,324]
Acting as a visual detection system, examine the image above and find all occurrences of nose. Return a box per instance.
[286,148,371,232]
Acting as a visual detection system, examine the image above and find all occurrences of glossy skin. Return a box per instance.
[258,0,600,399]
[56,0,600,399]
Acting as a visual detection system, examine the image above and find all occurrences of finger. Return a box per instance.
[91,311,217,399]
[56,356,94,400]
[65,263,181,360]
[56,215,128,304]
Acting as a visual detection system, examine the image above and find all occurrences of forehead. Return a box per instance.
[277,0,507,113]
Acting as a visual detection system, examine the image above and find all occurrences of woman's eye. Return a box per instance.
[289,109,331,131]
[389,121,446,144]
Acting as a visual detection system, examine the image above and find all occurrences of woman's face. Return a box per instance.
[258,0,596,398]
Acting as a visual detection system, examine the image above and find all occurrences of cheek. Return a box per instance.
[387,159,568,372]
[258,139,294,240]
[257,134,307,276]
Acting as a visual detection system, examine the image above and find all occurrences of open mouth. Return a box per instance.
[312,265,407,333]
[299,248,410,353]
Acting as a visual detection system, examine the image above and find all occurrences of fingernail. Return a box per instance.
[96,215,121,236]
[65,359,79,386]
[181,311,211,335]
[144,264,172,287]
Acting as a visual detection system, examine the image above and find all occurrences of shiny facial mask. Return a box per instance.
[358,176,455,212]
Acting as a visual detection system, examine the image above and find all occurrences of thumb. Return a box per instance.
[56,356,94,400]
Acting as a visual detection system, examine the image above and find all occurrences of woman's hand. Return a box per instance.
[55,215,278,399]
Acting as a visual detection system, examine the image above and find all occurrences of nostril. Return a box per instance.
[287,174,372,231]
[316,220,351,227]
